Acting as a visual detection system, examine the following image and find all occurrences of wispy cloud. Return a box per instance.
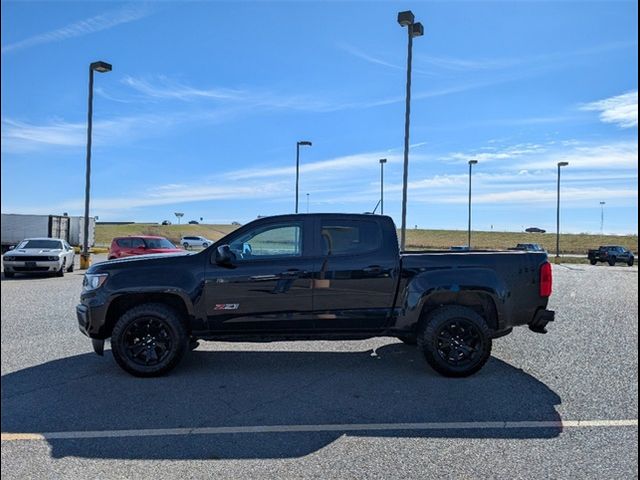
[225,150,406,180]
[427,187,638,206]
[1,114,177,153]
[337,43,404,71]
[581,91,638,128]
[122,76,244,101]
[1,4,153,54]
[440,139,638,171]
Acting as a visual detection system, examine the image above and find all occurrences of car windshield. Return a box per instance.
[18,239,62,249]
[144,238,177,249]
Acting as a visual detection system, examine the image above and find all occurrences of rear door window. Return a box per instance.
[320,220,382,256]
[130,238,145,248]
[116,238,132,248]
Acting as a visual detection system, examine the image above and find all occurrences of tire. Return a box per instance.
[111,303,188,377]
[397,334,417,345]
[183,243,189,250]
[417,306,492,377]
[4,272,15,278]
[67,259,74,272]
[608,257,616,266]
[589,259,597,265]
[56,259,65,277]
[202,243,209,248]
[628,258,635,267]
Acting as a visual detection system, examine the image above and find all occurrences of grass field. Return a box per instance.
[95,224,238,247]
[96,223,638,255]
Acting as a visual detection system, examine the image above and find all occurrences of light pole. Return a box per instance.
[556,161,569,261]
[379,158,387,215]
[295,141,312,213]
[306,193,310,213]
[600,201,606,233]
[81,60,112,269]
[397,10,424,251]
[467,159,478,248]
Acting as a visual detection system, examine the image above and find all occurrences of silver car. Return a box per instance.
[2,238,75,278]
[180,235,213,250]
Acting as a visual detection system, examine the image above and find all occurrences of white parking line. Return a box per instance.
[1,419,637,442]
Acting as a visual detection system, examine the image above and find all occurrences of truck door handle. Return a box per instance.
[249,274,278,281]
[363,265,382,275]
[280,269,304,278]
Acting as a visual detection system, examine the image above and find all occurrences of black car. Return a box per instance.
[77,214,555,378]
[587,245,635,266]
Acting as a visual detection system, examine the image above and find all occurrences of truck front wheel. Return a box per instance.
[417,306,492,377]
[111,303,188,377]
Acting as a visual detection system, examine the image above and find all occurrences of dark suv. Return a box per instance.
[587,246,635,266]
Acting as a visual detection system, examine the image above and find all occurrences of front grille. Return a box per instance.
[9,256,54,262]
[13,266,50,272]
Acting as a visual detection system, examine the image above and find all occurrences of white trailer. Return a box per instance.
[1,213,95,252]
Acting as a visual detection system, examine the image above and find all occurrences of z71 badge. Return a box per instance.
[214,304,240,310]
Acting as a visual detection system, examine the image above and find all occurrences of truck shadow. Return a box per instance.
[1,342,562,460]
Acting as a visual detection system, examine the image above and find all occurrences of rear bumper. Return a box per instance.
[528,309,555,334]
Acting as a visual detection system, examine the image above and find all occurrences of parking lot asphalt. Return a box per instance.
[1,257,637,479]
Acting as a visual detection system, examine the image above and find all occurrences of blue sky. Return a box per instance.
[1,1,637,234]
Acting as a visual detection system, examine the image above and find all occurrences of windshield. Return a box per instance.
[18,239,63,249]
[144,238,177,249]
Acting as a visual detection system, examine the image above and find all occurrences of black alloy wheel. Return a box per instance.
[111,303,188,377]
[121,317,174,367]
[434,319,482,368]
[418,306,492,377]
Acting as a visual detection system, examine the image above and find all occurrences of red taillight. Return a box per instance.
[539,261,552,297]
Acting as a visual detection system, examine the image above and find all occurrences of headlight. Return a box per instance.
[48,256,60,261]
[4,256,15,261]
[83,273,108,291]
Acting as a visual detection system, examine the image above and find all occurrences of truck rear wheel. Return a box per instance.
[417,306,492,377]
[608,257,616,266]
[111,303,188,377]
[590,259,597,265]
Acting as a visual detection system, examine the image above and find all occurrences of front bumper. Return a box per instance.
[529,308,555,334]
[3,259,62,273]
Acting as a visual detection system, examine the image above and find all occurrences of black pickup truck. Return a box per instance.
[587,245,635,266]
[77,214,554,378]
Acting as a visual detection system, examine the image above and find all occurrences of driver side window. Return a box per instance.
[230,224,302,260]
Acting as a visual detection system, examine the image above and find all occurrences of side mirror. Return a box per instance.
[8,245,15,250]
[215,245,235,266]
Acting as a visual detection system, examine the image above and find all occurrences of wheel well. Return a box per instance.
[419,291,498,331]
[105,293,191,337]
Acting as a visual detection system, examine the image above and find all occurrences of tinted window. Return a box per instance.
[116,238,132,248]
[19,239,63,249]
[230,224,302,259]
[321,220,381,255]
[130,238,146,248]
[144,238,176,249]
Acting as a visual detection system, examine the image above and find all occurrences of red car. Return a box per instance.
[108,236,183,260]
